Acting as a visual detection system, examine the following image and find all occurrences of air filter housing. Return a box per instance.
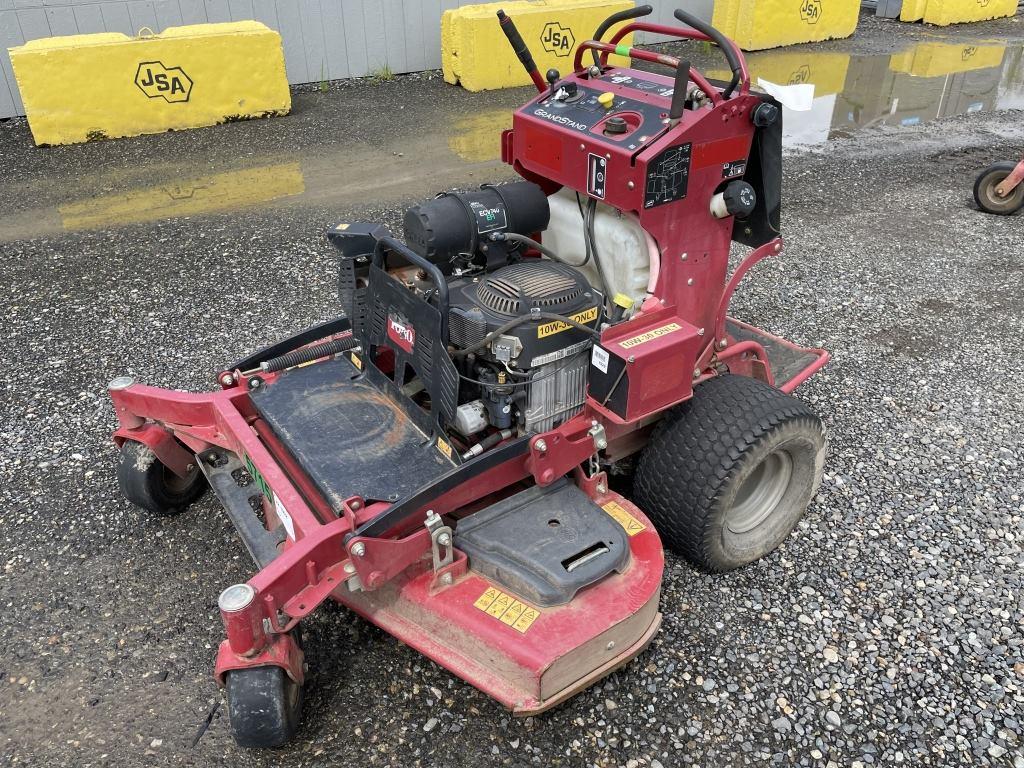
[447,259,598,367]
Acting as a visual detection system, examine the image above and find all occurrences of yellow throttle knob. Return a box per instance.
[598,92,615,109]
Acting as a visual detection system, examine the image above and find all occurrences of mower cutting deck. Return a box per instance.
[110,5,829,748]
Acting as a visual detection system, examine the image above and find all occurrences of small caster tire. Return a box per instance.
[634,374,826,572]
[226,665,303,748]
[116,440,206,515]
[974,162,1024,215]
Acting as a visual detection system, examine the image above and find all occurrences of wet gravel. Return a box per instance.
[2,21,1024,768]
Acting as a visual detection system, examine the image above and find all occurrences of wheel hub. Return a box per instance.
[727,450,794,534]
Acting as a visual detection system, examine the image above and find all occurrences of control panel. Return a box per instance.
[523,78,671,153]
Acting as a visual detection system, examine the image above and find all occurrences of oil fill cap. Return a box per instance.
[604,115,628,135]
[598,92,615,109]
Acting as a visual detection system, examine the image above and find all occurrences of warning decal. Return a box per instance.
[602,500,647,536]
[618,322,683,349]
[474,586,540,633]
[537,306,599,338]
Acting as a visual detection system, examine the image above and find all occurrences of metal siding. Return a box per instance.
[228,0,253,20]
[319,0,348,79]
[72,2,107,32]
[126,0,158,33]
[0,9,22,115]
[420,0,441,69]
[177,0,207,23]
[380,0,405,74]
[152,0,183,30]
[298,0,326,82]
[274,0,307,83]
[98,2,132,33]
[45,5,77,34]
[340,0,366,77]
[17,7,51,40]
[361,0,386,72]
[205,0,230,22]
[401,0,425,72]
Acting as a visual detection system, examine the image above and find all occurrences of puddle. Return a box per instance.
[708,41,1023,147]
[2,38,1020,240]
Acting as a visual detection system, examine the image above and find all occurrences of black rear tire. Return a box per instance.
[226,665,303,748]
[116,440,206,515]
[633,374,825,572]
[974,162,1024,215]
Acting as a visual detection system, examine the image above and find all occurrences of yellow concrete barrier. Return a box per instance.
[712,0,859,51]
[900,0,1017,25]
[9,22,290,146]
[442,0,634,92]
[889,43,1005,77]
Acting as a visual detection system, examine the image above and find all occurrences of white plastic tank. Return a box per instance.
[541,188,654,313]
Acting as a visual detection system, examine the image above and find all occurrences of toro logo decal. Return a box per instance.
[387,313,415,353]
[540,22,574,57]
[799,0,822,24]
[135,61,193,102]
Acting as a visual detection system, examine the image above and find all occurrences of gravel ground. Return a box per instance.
[2,13,1024,768]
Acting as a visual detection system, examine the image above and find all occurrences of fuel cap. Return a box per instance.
[604,115,628,135]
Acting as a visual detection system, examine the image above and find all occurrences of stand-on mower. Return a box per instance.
[109,5,830,747]
[974,157,1024,215]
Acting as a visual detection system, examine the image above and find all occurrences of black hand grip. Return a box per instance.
[673,8,742,98]
[591,4,653,67]
[668,60,691,121]
[497,9,544,91]
[373,236,450,345]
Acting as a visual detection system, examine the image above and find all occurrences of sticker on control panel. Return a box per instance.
[591,345,610,374]
[722,159,747,178]
[644,143,691,209]
[474,587,540,633]
[602,500,647,536]
[618,322,683,349]
[588,153,607,199]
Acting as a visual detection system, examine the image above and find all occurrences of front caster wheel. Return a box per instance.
[974,162,1024,215]
[116,440,207,515]
[634,374,826,572]
[226,665,303,748]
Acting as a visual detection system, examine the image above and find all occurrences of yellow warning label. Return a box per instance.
[602,500,647,536]
[436,437,453,460]
[474,587,502,610]
[349,352,363,370]
[537,306,599,339]
[474,586,540,633]
[619,322,683,349]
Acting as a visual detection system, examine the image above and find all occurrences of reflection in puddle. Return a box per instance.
[58,162,305,230]
[710,41,1022,147]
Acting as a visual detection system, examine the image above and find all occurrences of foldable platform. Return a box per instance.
[249,355,455,509]
[726,318,825,390]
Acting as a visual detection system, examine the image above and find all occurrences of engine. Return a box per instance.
[329,180,650,450]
